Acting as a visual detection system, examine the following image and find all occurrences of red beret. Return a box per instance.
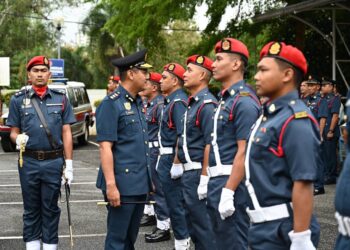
[27,56,50,71]
[149,72,162,84]
[113,76,120,82]
[259,42,308,75]
[186,55,213,72]
[163,63,185,80]
[214,38,249,60]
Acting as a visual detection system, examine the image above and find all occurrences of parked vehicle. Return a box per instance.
[0,80,94,152]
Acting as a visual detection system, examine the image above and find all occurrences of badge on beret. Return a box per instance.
[23,98,31,106]
[196,56,204,65]
[124,102,131,110]
[222,40,231,51]
[168,64,175,71]
[44,57,49,65]
[268,42,281,55]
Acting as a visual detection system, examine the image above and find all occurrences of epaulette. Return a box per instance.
[14,90,27,97]
[288,99,308,119]
[109,92,120,100]
[50,88,66,95]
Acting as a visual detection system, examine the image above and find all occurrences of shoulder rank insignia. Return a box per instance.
[294,111,308,119]
[124,102,131,110]
[109,93,119,100]
[239,91,250,97]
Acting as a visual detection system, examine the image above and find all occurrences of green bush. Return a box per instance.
[94,99,102,108]
[1,90,16,107]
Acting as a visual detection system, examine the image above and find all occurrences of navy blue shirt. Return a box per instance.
[335,90,350,216]
[324,93,341,137]
[178,88,217,163]
[7,87,75,150]
[307,92,328,121]
[248,91,320,207]
[209,80,260,166]
[95,85,151,196]
[146,95,164,142]
[160,89,187,148]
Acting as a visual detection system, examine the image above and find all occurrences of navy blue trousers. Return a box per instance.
[149,148,169,221]
[207,176,249,250]
[157,154,189,240]
[19,156,64,244]
[324,137,338,182]
[182,169,216,250]
[248,215,320,250]
[335,235,350,250]
[314,142,325,189]
[104,194,146,250]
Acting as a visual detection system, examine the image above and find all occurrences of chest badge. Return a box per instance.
[269,104,276,113]
[23,98,31,106]
[124,102,131,110]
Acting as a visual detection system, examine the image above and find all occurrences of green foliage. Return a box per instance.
[1,91,16,107]
[94,99,102,108]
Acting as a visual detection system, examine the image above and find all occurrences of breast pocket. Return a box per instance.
[21,108,36,131]
[120,115,140,136]
[250,130,273,160]
[47,106,62,125]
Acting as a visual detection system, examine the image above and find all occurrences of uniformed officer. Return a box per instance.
[246,42,320,249]
[300,80,309,104]
[95,49,153,250]
[107,75,121,95]
[334,90,350,250]
[205,38,260,250]
[157,63,190,250]
[321,78,341,185]
[306,77,328,195]
[177,55,217,250]
[7,56,76,250]
[140,72,171,243]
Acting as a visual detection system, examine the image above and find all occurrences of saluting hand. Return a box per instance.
[107,185,121,207]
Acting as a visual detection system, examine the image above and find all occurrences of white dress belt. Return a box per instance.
[183,162,202,171]
[207,165,232,177]
[335,211,350,237]
[246,202,292,223]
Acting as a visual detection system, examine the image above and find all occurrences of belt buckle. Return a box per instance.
[37,151,45,160]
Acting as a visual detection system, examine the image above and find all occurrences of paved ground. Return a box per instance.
[0,136,339,250]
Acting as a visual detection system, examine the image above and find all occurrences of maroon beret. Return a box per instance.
[26,56,50,71]
[163,63,185,80]
[148,72,162,84]
[214,38,249,60]
[186,55,213,72]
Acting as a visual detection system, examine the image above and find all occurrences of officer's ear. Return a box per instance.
[282,67,294,84]
[126,69,135,81]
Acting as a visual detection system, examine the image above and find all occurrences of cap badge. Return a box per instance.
[222,40,231,51]
[44,57,49,65]
[124,102,131,110]
[168,64,175,71]
[268,42,281,55]
[196,56,204,64]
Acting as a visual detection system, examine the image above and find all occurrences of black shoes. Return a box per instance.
[324,178,336,185]
[145,228,171,243]
[140,214,156,227]
[314,187,325,196]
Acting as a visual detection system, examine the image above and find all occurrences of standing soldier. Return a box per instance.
[321,78,341,185]
[157,63,190,250]
[7,56,76,250]
[206,38,260,249]
[141,72,171,243]
[246,42,320,249]
[334,90,350,250]
[177,55,217,249]
[306,77,327,195]
[107,75,120,95]
[300,80,309,104]
[95,49,153,250]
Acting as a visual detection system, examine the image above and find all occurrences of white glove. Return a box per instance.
[197,175,210,200]
[170,163,184,179]
[62,159,73,186]
[16,133,29,150]
[218,188,235,220]
[289,230,316,250]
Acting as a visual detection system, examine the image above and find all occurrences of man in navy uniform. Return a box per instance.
[157,63,190,249]
[205,38,260,250]
[177,55,217,249]
[300,80,309,104]
[334,90,350,250]
[140,72,171,242]
[246,42,320,249]
[95,49,153,250]
[7,56,75,250]
[321,78,341,185]
[306,76,328,195]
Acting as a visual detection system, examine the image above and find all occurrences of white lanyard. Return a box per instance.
[182,111,193,163]
[211,100,223,166]
[157,108,164,150]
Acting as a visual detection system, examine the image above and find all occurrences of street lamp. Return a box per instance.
[53,17,64,59]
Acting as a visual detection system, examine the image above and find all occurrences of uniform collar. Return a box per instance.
[165,88,183,104]
[117,85,137,103]
[148,94,164,107]
[263,90,299,115]
[219,80,245,99]
[188,87,209,105]
[28,86,52,99]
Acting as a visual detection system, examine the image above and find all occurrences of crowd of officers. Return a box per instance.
[6,37,350,250]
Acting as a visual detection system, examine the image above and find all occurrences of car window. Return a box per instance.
[67,87,78,107]
[80,88,90,104]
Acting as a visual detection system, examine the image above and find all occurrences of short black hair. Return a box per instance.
[274,58,303,86]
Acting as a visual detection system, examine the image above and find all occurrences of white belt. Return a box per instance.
[335,212,350,236]
[159,147,173,155]
[149,141,159,148]
[246,203,292,223]
[207,165,232,177]
[183,162,202,171]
